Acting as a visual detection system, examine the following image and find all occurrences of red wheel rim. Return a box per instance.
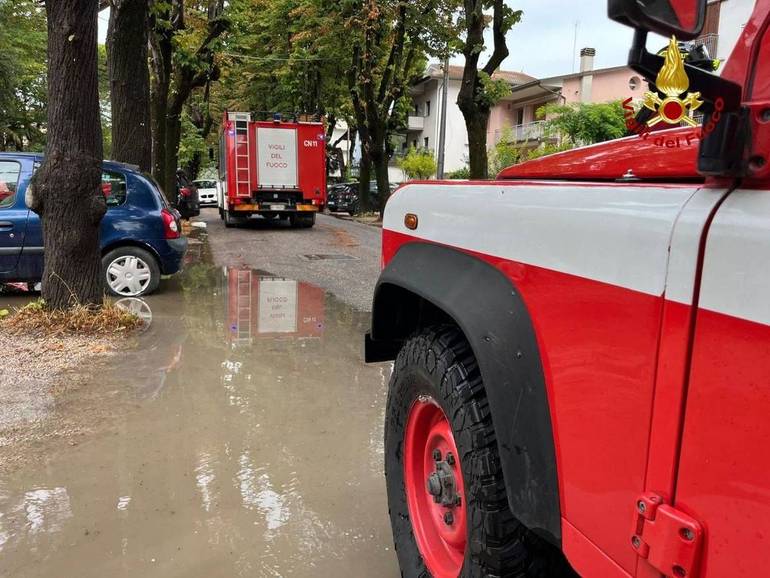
[404,398,467,577]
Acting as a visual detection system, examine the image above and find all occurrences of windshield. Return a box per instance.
[195,180,217,188]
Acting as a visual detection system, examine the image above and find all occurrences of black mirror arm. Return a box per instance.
[627,30,743,111]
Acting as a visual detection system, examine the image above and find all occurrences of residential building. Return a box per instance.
[488,0,755,152]
[404,64,535,174]
[699,0,756,63]
[488,48,643,149]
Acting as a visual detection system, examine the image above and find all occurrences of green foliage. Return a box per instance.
[489,128,575,175]
[398,147,436,180]
[539,101,628,146]
[97,44,112,158]
[0,0,47,151]
[178,111,207,175]
[521,141,573,161]
[446,166,471,179]
[488,127,522,175]
[477,71,512,108]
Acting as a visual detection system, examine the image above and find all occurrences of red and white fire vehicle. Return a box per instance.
[365,1,770,577]
[224,267,324,346]
[218,112,326,228]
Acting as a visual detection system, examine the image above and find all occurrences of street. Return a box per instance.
[0,212,398,578]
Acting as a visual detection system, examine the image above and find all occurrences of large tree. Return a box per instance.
[214,0,356,182]
[344,0,432,213]
[107,0,152,171]
[28,0,106,309]
[457,0,521,178]
[149,0,228,198]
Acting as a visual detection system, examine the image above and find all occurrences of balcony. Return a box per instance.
[693,32,718,59]
[494,120,547,144]
[407,115,425,131]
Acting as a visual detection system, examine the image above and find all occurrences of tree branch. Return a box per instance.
[482,0,509,75]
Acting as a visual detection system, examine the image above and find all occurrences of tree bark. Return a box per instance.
[29,0,106,309]
[372,145,390,217]
[458,0,510,179]
[149,5,172,198]
[358,144,372,210]
[107,0,151,172]
[465,110,490,178]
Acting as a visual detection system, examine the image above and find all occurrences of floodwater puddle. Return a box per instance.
[0,264,396,577]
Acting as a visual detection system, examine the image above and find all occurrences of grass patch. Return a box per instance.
[0,298,142,336]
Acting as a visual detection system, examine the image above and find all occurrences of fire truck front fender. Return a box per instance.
[367,241,561,546]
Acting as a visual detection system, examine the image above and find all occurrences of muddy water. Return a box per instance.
[0,265,397,577]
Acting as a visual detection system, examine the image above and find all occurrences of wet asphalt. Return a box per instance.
[0,211,399,577]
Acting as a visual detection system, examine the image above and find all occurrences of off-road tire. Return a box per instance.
[385,325,575,577]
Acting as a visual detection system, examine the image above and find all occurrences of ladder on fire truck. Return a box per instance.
[228,112,252,198]
[234,269,252,344]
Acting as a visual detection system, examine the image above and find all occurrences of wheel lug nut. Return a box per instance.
[432,449,442,462]
[444,512,454,525]
[446,452,455,465]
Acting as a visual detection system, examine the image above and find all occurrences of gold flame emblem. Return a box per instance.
[642,36,703,127]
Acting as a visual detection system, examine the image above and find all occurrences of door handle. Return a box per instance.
[0,221,13,231]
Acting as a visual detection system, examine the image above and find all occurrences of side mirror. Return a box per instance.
[608,0,706,40]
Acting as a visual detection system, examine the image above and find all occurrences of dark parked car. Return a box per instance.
[0,153,188,297]
[327,181,394,215]
[175,169,200,219]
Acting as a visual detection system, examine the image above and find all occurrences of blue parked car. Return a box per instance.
[0,153,187,297]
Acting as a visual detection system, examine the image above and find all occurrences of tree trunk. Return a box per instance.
[149,21,172,199]
[463,107,490,179]
[358,143,372,210]
[107,0,151,172]
[370,143,390,217]
[163,102,183,199]
[29,0,106,309]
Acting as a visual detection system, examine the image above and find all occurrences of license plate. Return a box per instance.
[269,204,285,211]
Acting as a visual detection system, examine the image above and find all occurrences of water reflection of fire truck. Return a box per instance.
[225,267,324,345]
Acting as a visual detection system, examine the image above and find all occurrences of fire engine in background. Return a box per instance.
[366,0,770,577]
[218,112,326,228]
[224,267,324,346]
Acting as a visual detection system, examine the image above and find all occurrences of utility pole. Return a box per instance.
[572,20,579,73]
[436,55,450,179]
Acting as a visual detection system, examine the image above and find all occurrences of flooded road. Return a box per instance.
[0,257,398,576]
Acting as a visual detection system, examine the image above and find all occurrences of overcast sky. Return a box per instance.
[491,0,636,77]
[97,0,648,79]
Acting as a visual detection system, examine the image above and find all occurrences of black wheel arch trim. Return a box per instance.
[367,241,562,546]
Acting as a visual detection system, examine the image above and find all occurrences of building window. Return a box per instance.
[413,104,419,116]
[629,76,641,91]
[426,101,431,116]
[516,109,524,126]
[424,137,429,149]
[413,139,418,148]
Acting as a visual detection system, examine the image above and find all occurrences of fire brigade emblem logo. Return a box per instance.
[642,36,703,127]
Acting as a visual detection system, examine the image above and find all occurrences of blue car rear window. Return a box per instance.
[0,161,20,209]
[102,170,127,207]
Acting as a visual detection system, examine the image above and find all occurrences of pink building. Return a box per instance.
[488,48,643,149]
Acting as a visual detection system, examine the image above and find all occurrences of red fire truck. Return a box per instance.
[224,267,324,346]
[365,1,770,577]
[218,112,326,228]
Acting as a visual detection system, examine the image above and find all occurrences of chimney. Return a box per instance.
[580,47,596,72]
[579,48,596,103]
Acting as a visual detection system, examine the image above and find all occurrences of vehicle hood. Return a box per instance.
[497,126,701,182]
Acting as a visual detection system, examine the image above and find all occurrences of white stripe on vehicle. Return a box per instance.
[699,190,770,326]
[384,183,699,297]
